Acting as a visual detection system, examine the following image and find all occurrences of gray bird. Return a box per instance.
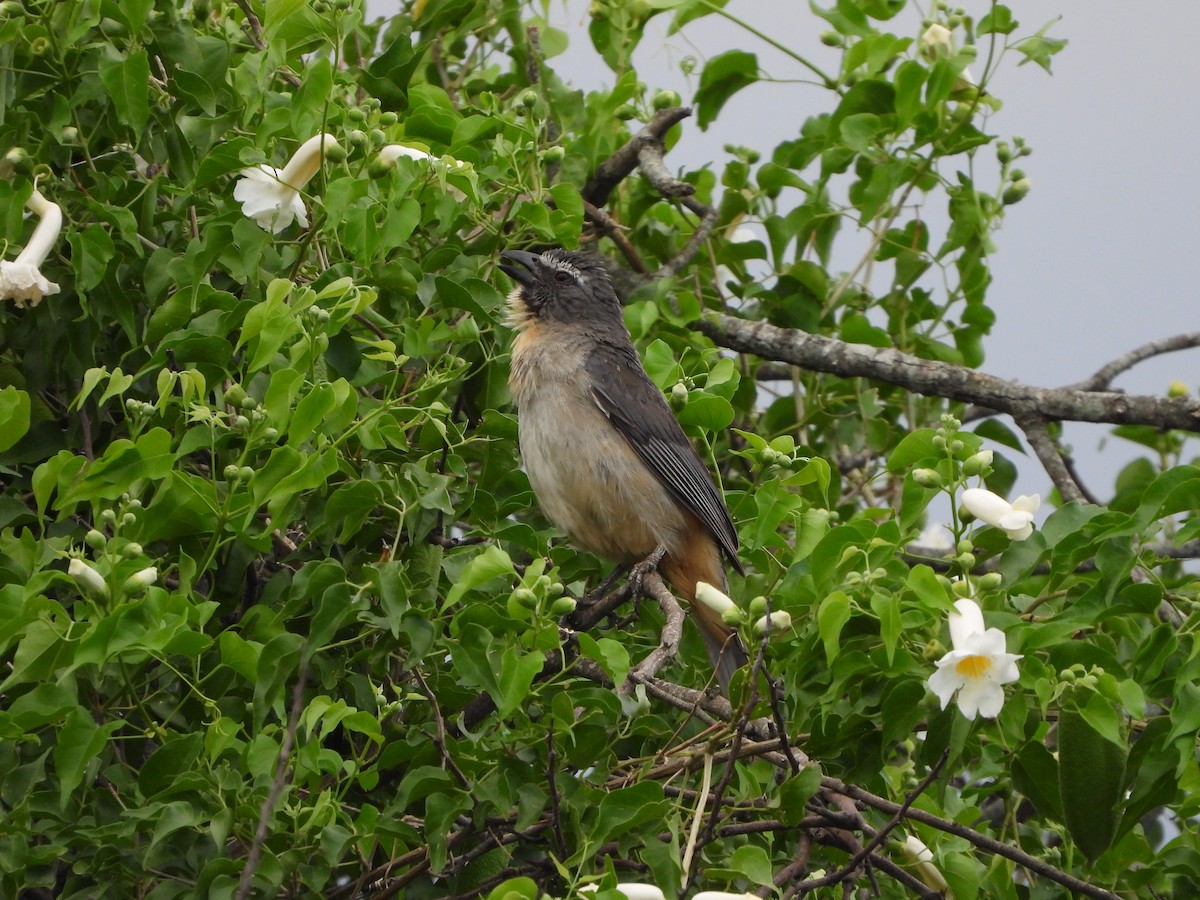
[499,247,748,690]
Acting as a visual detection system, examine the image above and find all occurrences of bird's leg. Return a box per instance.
[627,543,668,600]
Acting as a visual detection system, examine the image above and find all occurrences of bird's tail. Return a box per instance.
[662,545,749,694]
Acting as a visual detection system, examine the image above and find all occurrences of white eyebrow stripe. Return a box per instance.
[542,254,586,284]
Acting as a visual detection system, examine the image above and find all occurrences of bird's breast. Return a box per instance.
[509,326,688,562]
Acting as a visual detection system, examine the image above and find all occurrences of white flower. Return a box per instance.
[1,187,62,308]
[580,884,665,900]
[69,558,109,598]
[901,835,952,895]
[234,133,342,233]
[920,23,953,59]
[695,581,737,617]
[378,144,437,166]
[961,488,1040,540]
[928,598,1020,719]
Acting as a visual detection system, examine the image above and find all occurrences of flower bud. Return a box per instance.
[748,596,768,618]
[100,509,117,525]
[512,587,538,609]
[962,449,993,476]
[722,606,746,627]
[931,434,947,450]
[238,466,255,483]
[85,529,107,550]
[951,580,973,597]
[347,107,367,123]
[911,468,943,489]
[670,382,689,409]
[1168,380,1190,398]
[819,30,842,46]
[996,141,1012,164]
[519,89,539,108]
[977,572,1003,591]
[123,567,158,594]
[322,142,347,163]
[652,89,681,110]
[223,464,240,481]
[695,581,738,617]
[1002,177,1032,205]
[69,558,109,598]
[550,596,577,616]
[753,610,792,637]
[379,111,398,126]
[956,539,973,554]
[957,551,976,569]
[614,105,638,121]
[122,542,144,558]
[538,146,565,164]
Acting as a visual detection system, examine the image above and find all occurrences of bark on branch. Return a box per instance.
[699,313,1200,431]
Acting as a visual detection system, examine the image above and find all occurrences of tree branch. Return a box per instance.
[583,107,693,208]
[699,314,1200,431]
[1069,331,1200,391]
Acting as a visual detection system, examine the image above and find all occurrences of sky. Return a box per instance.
[365,0,1200,501]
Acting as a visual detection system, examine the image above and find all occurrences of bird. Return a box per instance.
[498,246,748,690]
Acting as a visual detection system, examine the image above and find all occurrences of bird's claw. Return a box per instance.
[627,544,667,599]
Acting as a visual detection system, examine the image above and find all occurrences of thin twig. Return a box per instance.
[234,657,310,899]
[1070,331,1200,391]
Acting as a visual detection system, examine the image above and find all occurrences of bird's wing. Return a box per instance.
[586,340,743,573]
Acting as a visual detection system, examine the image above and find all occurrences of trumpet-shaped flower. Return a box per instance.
[580,884,665,900]
[234,133,342,233]
[900,835,952,895]
[1,188,62,308]
[69,558,109,598]
[961,488,1040,540]
[928,599,1020,719]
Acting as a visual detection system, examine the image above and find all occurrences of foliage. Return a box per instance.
[0,0,1196,897]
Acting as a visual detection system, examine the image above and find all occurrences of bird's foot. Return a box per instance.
[627,543,667,599]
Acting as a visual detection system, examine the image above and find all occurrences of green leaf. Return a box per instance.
[978,5,1017,35]
[1058,701,1127,861]
[56,706,117,807]
[0,386,30,452]
[870,591,899,664]
[444,545,515,608]
[886,428,939,472]
[817,590,851,665]
[70,224,115,292]
[695,50,758,130]
[98,48,150,136]
[1012,739,1063,820]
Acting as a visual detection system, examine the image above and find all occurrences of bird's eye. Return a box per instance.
[553,269,573,285]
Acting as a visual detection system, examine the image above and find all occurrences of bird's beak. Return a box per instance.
[499,250,541,288]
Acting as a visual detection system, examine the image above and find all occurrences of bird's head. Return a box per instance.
[499,248,621,330]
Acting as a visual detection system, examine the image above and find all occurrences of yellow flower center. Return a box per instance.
[955,654,992,678]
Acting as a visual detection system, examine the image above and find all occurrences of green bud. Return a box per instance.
[512,587,538,609]
[369,129,387,148]
[931,434,947,450]
[29,35,50,55]
[962,449,994,476]
[262,427,279,441]
[670,382,689,409]
[538,146,565,164]
[911,468,943,489]
[123,567,158,594]
[951,580,973,597]
[235,415,250,429]
[1002,177,1032,205]
[519,89,539,109]
[59,126,79,144]
[977,572,1003,591]
[996,141,1013,164]
[239,396,258,411]
[748,596,768,618]
[721,606,745,627]
[100,509,117,525]
[367,157,393,179]
[238,466,255,483]
[223,464,240,481]
[923,639,944,661]
[957,551,976,569]
[550,597,577,616]
[819,30,842,46]
[226,384,247,405]
[614,104,639,121]
[122,542,143,559]
[85,529,107,550]
[950,439,964,453]
[1009,168,1026,181]
[364,97,381,110]
[379,111,398,126]
[652,89,681,110]
[323,142,347,163]
[347,108,367,123]
[956,539,973,554]
[1168,380,1190,398]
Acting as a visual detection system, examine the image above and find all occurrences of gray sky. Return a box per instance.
[367,0,1200,500]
